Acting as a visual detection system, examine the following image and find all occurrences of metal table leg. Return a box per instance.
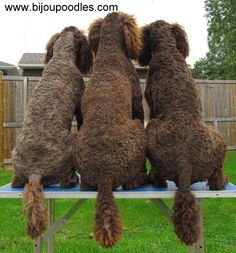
[48,199,55,253]
[189,245,195,253]
[188,199,205,253]
[197,199,205,253]
[151,198,205,253]
[33,199,87,252]
[42,199,87,241]
[150,199,173,221]
[34,237,42,253]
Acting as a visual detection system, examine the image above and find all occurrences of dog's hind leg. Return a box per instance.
[60,168,79,188]
[208,166,227,190]
[80,180,97,190]
[123,172,148,189]
[207,129,227,190]
[149,166,167,187]
[123,160,149,189]
[11,173,28,188]
[123,163,148,189]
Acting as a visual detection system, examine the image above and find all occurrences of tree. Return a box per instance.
[192,0,236,80]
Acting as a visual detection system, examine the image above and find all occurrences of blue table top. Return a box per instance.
[0,181,236,193]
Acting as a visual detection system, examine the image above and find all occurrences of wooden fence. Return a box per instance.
[0,73,236,165]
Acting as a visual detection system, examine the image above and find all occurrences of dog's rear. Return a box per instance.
[75,12,147,247]
[138,20,227,245]
[12,26,93,239]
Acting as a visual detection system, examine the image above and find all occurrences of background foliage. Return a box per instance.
[192,0,236,80]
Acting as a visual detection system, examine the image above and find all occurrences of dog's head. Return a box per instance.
[138,20,189,66]
[88,12,142,60]
[44,26,93,74]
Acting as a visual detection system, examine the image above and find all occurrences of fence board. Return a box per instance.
[208,84,215,118]
[3,128,21,160]
[0,72,4,167]
[27,80,38,102]
[230,85,236,116]
[3,80,24,123]
[1,77,236,164]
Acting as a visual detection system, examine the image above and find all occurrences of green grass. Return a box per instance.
[0,151,235,253]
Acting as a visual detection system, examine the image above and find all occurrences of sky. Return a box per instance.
[0,0,209,67]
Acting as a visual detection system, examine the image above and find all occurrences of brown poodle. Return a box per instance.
[138,20,227,245]
[11,26,93,239]
[74,12,147,248]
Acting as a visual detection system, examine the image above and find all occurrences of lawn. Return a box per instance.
[0,151,235,253]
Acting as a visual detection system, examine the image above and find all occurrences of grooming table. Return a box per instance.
[0,181,236,253]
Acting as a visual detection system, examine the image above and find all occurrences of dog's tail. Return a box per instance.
[93,178,122,248]
[172,187,200,245]
[23,174,48,239]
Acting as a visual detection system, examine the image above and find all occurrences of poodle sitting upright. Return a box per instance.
[74,12,147,248]
[11,26,93,239]
[138,20,227,245]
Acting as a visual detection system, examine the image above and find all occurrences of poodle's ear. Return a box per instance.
[44,32,61,64]
[120,13,142,60]
[171,24,189,58]
[138,24,152,66]
[74,31,94,74]
[88,18,103,55]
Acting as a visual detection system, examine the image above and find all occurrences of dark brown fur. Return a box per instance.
[74,12,147,248]
[138,20,227,245]
[11,26,93,239]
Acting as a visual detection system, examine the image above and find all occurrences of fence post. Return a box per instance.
[23,77,28,117]
[0,72,4,168]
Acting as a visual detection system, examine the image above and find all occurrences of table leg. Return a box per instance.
[32,199,86,252]
[48,199,55,253]
[188,199,205,253]
[43,199,87,241]
[198,199,205,253]
[189,245,195,253]
[34,237,42,253]
[150,199,173,222]
[151,198,205,253]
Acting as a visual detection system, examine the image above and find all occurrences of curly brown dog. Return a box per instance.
[138,20,227,245]
[74,12,147,248]
[11,26,93,239]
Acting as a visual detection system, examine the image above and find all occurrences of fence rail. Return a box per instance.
[1,74,236,165]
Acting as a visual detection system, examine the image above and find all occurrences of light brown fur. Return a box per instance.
[12,26,93,239]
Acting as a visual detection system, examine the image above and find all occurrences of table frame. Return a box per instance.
[1,182,236,253]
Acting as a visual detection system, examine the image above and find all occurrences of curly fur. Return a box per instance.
[138,25,152,67]
[23,176,48,239]
[11,26,93,238]
[173,190,199,245]
[171,24,189,59]
[88,18,103,54]
[44,33,61,64]
[44,26,93,74]
[121,13,143,59]
[138,20,227,245]
[75,12,147,247]
[94,179,122,248]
